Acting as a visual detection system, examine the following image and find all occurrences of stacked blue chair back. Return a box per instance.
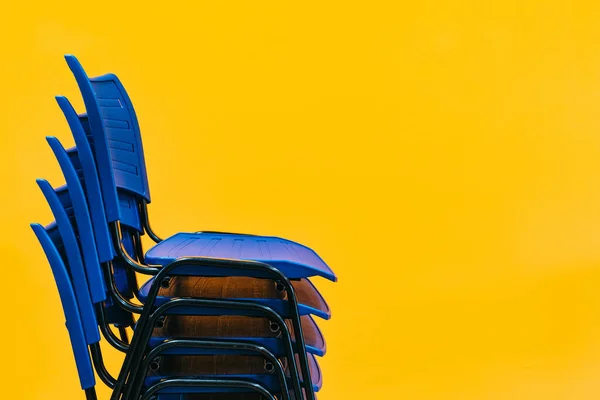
[56,96,135,322]
[65,55,148,235]
[31,224,96,394]
[31,157,106,398]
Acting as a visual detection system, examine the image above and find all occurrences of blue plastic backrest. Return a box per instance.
[65,55,148,234]
[88,72,151,203]
[48,137,107,304]
[64,55,121,224]
[116,191,143,232]
[31,223,96,390]
[37,179,100,345]
[56,96,116,263]
[76,112,143,232]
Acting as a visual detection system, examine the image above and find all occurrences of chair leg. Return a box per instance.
[90,343,117,389]
[141,200,162,243]
[134,231,145,261]
[118,326,129,344]
[84,388,97,400]
[96,303,129,352]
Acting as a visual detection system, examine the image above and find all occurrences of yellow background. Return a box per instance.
[3,1,600,399]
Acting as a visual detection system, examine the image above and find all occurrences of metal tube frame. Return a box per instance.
[140,200,162,244]
[141,198,258,238]
[103,260,143,314]
[117,298,302,400]
[140,378,277,400]
[108,222,316,400]
[129,339,290,400]
[84,388,98,400]
[96,303,129,353]
[90,342,117,389]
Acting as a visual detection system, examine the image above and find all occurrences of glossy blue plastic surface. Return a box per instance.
[116,191,143,232]
[31,224,96,390]
[76,111,143,232]
[56,96,115,263]
[48,137,107,304]
[37,179,100,345]
[145,233,337,282]
[143,353,322,394]
[88,72,150,202]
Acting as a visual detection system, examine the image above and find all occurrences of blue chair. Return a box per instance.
[41,134,324,400]
[31,222,291,400]
[62,52,335,291]
[49,102,328,399]
[55,92,331,325]
[60,55,335,400]
[32,174,315,400]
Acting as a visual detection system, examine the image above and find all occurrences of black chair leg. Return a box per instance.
[84,388,97,400]
[118,326,129,344]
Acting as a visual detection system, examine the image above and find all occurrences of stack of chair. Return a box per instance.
[31,55,337,400]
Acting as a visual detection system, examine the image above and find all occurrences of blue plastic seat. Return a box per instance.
[145,233,336,282]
